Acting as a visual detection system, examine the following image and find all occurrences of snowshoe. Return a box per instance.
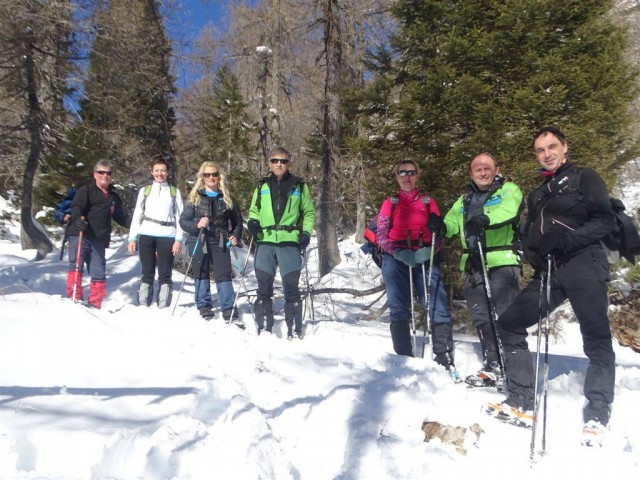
[288,332,303,341]
[231,318,246,330]
[581,420,606,447]
[199,307,215,320]
[223,309,245,329]
[465,368,506,391]
[448,368,463,384]
[485,401,535,429]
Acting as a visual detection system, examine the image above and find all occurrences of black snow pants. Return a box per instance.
[497,246,615,424]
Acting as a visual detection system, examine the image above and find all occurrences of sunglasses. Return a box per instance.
[95,170,113,176]
[269,158,290,165]
[202,172,220,178]
[397,170,417,177]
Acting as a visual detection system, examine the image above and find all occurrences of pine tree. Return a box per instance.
[365,0,639,203]
[200,64,259,211]
[70,0,177,201]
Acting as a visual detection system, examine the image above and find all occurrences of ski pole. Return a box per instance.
[71,226,84,303]
[477,241,507,385]
[59,220,71,261]
[530,265,547,464]
[541,255,553,454]
[407,230,417,356]
[171,228,204,317]
[228,236,256,329]
[302,247,315,323]
[419,231,434,359]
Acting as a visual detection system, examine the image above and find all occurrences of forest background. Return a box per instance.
[1,0,640,334]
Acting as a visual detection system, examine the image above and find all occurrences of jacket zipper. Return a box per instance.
[550,217,575,232]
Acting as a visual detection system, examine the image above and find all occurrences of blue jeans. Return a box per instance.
[194,279,212,309]
[381,252,452,325]
[67,235,106,281]
[216,280,235,311]
[194,279,235,311]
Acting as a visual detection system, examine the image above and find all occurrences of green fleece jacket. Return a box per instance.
[443,179,523,271]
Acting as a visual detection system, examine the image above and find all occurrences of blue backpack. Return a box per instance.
[54,188,77,224]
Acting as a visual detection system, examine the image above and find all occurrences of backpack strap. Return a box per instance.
[388,196,399,229]
[140,184,177,226]
[255,177,306,230]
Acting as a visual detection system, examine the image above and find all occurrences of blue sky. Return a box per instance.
[168,0,229,88]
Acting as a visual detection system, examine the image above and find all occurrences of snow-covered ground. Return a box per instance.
[0,196,639,479]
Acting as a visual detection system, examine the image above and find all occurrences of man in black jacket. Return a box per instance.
[67,160,130,308]
[486,126,616,446]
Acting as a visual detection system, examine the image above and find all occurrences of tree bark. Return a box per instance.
[317,0,342,277]
[20,27,53,260]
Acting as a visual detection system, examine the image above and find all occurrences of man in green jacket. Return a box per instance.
[428,153,523,387]
[247,146,316,339]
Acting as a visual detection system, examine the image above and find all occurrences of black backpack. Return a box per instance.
[604,198,640,264]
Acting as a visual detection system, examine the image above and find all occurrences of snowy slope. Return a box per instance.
[0,197,639,479]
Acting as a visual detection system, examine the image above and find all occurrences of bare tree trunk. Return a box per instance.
[20,27,53,261]
[256,46,273,165]
[355,171,367,243]
[317,0,342,277]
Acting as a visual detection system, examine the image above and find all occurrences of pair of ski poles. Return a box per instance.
[419,233,436,360]
[530,255,553,463]
[405,227,437,359]
[228,236,256,328]
[477,240,553,459]
[171,228,256,322]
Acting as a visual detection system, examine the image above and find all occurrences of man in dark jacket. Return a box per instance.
[67,160,131,308]
[486,126,616,446]
[247,147,316,339]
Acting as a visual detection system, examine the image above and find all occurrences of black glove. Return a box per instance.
[538,231,568,257]
[427,214,446,237]
[299,232,311,249]
[465,214,490,237]
[247,219,261,237]
[75,218,88,231]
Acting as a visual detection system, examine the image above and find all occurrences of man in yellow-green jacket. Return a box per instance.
[428,153,523,388]
[247,146,316,339]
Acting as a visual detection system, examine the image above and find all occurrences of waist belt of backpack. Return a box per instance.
[463,245,517,254]
[141,215,173,227]
[263,225,299,232]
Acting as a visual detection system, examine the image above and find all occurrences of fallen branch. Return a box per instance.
[301,284,385,297]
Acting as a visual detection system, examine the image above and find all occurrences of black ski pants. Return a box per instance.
[497,247,615,423]
[138,235,175,285]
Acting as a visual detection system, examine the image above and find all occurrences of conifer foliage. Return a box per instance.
[360,0,638,204]
[200,65,258,211]
[71,0,177,198]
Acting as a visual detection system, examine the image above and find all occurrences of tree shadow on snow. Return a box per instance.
[0,385,198,405]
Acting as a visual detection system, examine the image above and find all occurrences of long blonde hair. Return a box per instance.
[188,161,234,209]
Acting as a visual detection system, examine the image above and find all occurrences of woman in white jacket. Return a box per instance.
[128,156,185,308]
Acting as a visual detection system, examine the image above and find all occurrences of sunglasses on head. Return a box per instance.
[269,158,290,165]
[202,172,219,178]
[95,170,112,176]
[397,170,417,177]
